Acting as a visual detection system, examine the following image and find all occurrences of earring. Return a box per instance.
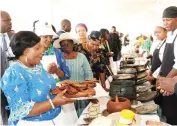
[25,56,28,64]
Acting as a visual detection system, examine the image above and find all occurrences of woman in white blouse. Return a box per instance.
[146,25,167,81]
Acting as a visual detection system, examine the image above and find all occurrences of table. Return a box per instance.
[77,97,160,125]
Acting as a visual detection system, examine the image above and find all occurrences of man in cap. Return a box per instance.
[57,19,71,37]
[0,10,15,125]
[156,6,177,125]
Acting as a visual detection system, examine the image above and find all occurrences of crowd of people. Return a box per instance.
[0,5,177,126]
[0,10,122,125]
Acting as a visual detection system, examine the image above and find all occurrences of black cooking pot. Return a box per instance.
[109,80,136,100]
[125,57,135,64]
[136,77,147,85]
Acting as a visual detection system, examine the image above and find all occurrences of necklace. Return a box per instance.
[17,60,36,68]
[17,60,42,76]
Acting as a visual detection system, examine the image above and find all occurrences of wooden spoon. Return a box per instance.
[115,95,119,103]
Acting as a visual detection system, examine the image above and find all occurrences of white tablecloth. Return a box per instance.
[77,97,160,125]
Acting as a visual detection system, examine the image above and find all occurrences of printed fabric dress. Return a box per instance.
[90,48,110,79]
[65,52,93,117]
[0,62,61,125]
[74,43,110,80]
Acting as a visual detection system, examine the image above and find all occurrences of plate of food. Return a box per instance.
[146,120,170,126]
[88,116,112,126]
[133,104,158,114]
[107,111,141,126]
[84,117,96,124]
[51,79,108,100]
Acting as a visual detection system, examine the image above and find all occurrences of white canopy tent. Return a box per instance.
[1,0,177,36]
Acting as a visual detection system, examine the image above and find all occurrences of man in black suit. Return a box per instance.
[1,10,14,125]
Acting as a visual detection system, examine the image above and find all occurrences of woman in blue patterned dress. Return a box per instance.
[53,32,93,117]
[0,31,75,126]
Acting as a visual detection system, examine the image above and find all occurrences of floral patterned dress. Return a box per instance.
[74,43,110,79]
[1,62,61,125]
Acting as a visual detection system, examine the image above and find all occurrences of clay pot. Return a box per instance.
[107,96,131,113]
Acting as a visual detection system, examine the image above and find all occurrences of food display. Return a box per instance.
[51,79,97,98]
[106,111,141,126]
[146,120,168,126]
[133,104,158,114]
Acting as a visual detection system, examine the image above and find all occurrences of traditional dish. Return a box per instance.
[50,79,97,98]
[133,104,158,114]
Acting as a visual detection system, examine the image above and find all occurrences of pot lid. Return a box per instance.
[112,74,135,80]
[117,68,137,74]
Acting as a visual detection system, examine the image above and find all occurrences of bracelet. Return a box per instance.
[48,99,55,109]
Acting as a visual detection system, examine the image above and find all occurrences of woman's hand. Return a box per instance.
[101,84,109,92]
[52,89,75,106]
[47,62,58,74]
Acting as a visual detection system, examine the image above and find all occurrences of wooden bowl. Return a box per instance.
[107,97,131,113]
